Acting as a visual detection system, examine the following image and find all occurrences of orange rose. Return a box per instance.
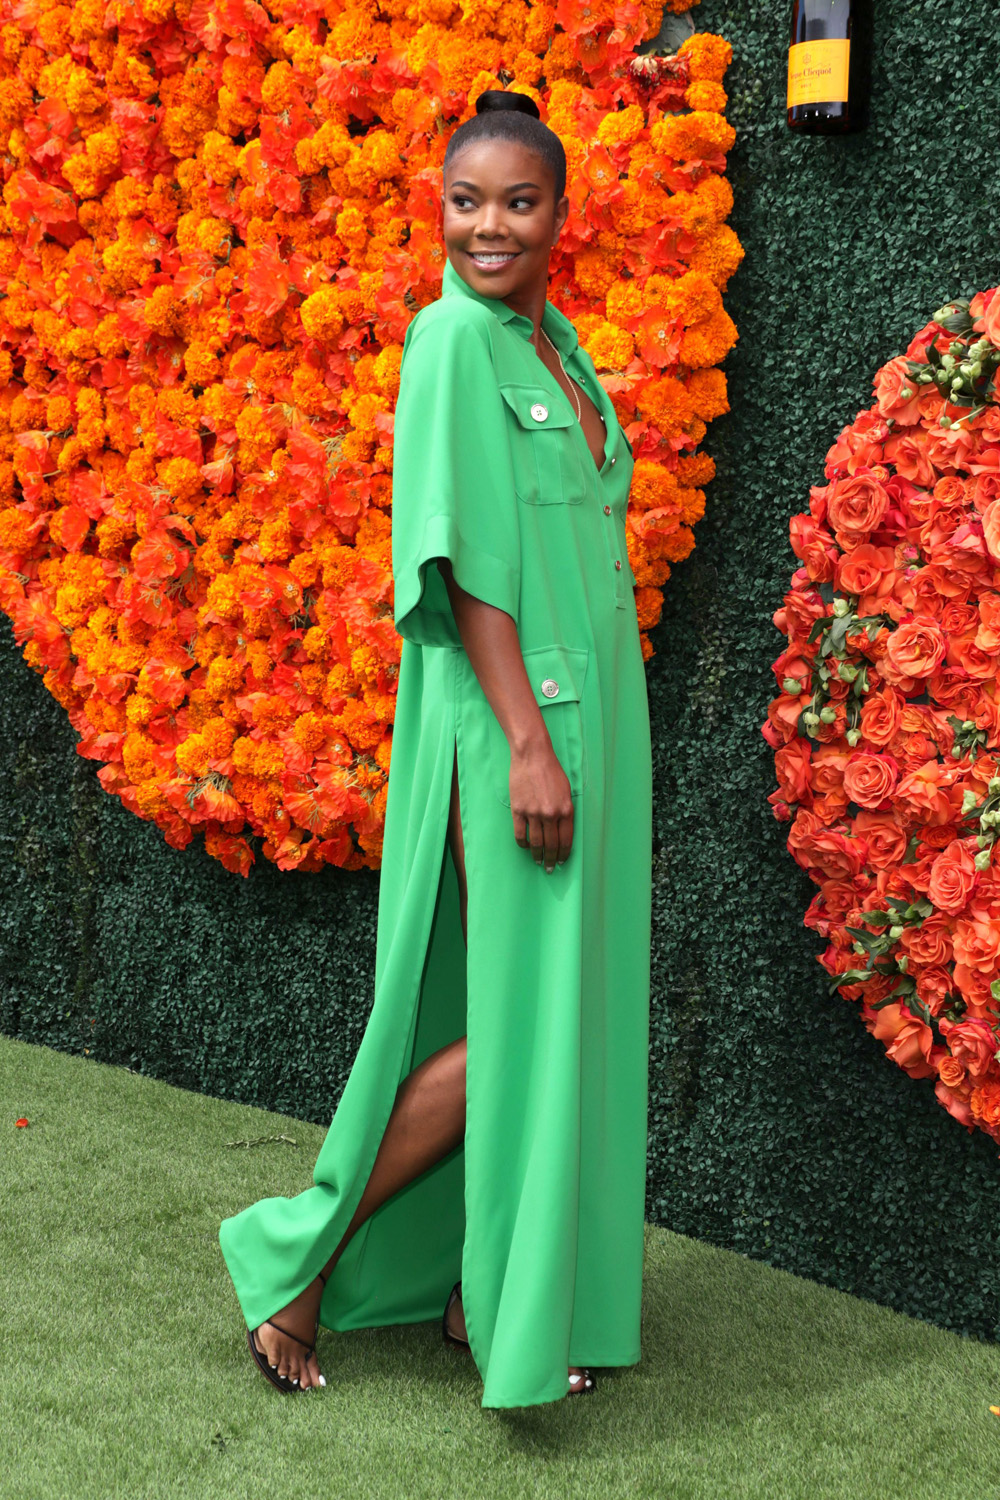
[883,431,938,486]
[976,593,1000,652]
[765,691,807,745]
[970,1080,1000,1128]
[835,542,897,612]
[895,762,955,825]
[980,286,1000,347]
[817,880,867,927]
[939,601,979,635]
[914,964,956,1015]
[951,912,1000,973]
[882,618,947,684]
[843,753,899,809]
[945,632,995,680]
[810,746,851,794]
[937,1054,967,1088]
[899,916,954,967]
[853,809,907,870]
[935,1078,975,1126]
[868,1001,936,1078]
[927,838,977,915]
[826,474,889,541]
[812,790,850,822]
[981,499,1000,563]
[795,826,867,880]
[773,738,812,805]
[789,513,836,583]
[970,473,1000,514]
[873,355,925,425]
[942,1018,997,1081]
[859,685,902,747]
[780,586,827,639]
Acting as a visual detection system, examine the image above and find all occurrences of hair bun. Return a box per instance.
[475,90,540,120]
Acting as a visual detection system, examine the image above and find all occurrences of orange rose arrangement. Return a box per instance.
[765,288,1000,1148]
[0,0,740,875]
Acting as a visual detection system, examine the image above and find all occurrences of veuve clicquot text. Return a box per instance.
[786,0,872,135]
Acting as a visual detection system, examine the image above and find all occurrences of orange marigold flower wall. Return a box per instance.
[0,0,741,875]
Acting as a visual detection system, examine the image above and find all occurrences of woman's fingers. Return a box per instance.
[525,814,567,872]
[543,815,563,872]
[512,811,573,870]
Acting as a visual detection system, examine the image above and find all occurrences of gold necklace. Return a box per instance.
[542,327,582,423]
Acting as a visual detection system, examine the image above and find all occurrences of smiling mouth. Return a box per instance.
[467,250,520,268]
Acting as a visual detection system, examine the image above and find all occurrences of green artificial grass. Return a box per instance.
[3,1035,999,1500]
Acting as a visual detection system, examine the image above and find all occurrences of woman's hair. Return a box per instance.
[443,91,567,203]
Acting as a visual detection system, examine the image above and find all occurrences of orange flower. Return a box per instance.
[971,1082,1000,1129]
[767,285,1000,1148]
[0,0,734,876]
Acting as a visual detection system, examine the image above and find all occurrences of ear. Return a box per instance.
[552,193,570,243]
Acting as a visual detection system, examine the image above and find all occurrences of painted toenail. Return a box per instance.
[318,1375,326,1387]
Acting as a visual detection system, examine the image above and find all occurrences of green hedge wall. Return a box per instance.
[4,0,1000,1341]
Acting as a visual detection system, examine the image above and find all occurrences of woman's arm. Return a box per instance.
[436,557,573,874]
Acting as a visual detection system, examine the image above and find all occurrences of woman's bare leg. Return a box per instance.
[253,756,469,1389]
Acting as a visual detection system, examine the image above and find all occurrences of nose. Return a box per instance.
[474,204,508,240]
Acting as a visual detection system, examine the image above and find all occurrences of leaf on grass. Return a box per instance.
[225,1133,299,1149]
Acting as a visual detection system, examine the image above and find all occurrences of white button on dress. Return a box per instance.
[530,403,548,422]
[540,678,560,698]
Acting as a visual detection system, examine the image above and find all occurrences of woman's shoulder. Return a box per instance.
[400,293,500,390]
[407,288,497,339]
[405,290,498,349]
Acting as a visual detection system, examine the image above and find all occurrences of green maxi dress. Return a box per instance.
[219,259,653,1410]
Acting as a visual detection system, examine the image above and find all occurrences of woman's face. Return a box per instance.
[442,139,568,304]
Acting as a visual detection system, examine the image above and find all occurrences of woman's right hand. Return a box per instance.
[433,559,576,874]
[509,736,574,874]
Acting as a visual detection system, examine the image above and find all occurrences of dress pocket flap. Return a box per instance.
[499,383,576,431]
[521,644,588,706]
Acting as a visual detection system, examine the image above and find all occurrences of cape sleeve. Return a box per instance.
[391,306,521,648]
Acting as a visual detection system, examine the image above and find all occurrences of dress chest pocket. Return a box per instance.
[498,382,586,506]
[489,644,589,807]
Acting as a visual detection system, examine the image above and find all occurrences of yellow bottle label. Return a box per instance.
[787,39,851,107]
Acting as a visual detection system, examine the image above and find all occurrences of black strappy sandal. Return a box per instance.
[442,1280,469,1350]
[442,1280,597,1395]
[246,1269,328,1394]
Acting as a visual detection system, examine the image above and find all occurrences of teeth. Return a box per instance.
[472,254,515,263]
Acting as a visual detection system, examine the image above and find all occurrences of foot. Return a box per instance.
[250,1274,326,1391]
[446,1287,594,1396]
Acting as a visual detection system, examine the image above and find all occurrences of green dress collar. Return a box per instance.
[441,257,580,359]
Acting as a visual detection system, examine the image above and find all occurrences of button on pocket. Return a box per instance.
[490,644,589,806]
[498,382,585,505]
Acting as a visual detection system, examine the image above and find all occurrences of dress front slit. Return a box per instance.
[220,665,471,1346]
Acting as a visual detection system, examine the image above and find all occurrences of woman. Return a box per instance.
[219,90,653,1410]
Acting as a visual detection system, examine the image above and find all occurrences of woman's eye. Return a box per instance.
[511,197,535,210]
[451,194,475,209]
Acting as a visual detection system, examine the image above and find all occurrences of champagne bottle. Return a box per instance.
[786,0,872,135]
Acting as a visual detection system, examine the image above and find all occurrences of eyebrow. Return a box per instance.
[449,180,541,192]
